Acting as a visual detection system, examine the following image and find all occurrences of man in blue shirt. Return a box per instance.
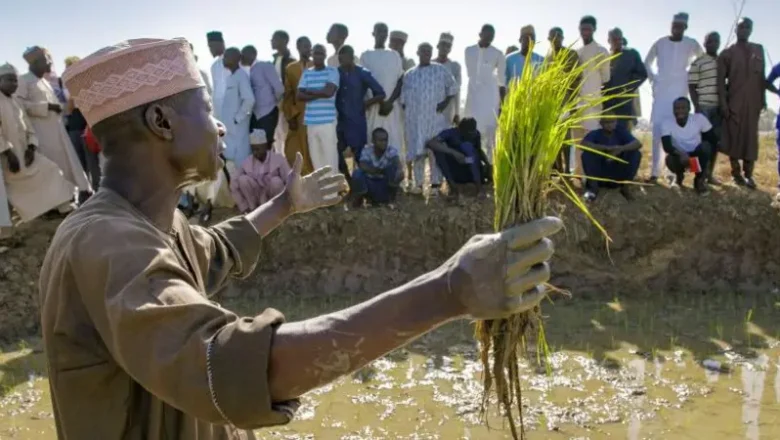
[297,44,340,176]
[426,117,491,197]
[336,45,385,181]
[580,115,642,201]
[766,62,780,191]
[350,127,403,207]
[505,25,544,86]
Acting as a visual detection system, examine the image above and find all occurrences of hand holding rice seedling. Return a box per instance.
[475,46,629,439]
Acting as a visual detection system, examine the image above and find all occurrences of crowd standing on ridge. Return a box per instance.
[1,12,779,233]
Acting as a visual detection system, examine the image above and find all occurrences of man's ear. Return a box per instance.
[143,103,175,141]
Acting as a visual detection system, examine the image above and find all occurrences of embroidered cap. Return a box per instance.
[62,38,206,127]
[390,31,408,42]
[0,63,18,76]
[250,129,267,145]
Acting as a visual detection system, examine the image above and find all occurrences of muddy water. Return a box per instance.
[1,292,779,439]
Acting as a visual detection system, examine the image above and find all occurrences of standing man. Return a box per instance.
[766,61,780,195]
[389,31,416,71]
[272,31,296,156]
[282,37,315,175]
[297,44,341,176]
[199,47,255,223]
[221,48,256,167]
[435,32,462,126]
[644,13,703,182]
[604,27,647,131]
[717,18,766,189]
[464,24,506,165]
[16,47,90,200]
[336,46,386,179]
[548,26,581,173]
[360,23,406,160]
[249,49,284,152]
[506,25,545,86]
[401,43,457,194]
[0,62,74,222]
[688,32,722,184]
[575,16,610,177]
[240,45,258,74]
[547,27,580,95]
[388,29,416,181]
[50,37,560,440]
[326,24,349,68]
[207,31,230,120]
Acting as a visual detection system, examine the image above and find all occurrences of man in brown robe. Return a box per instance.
[282,36,314,174]
[42,38,562,440]
[717,18,767,188]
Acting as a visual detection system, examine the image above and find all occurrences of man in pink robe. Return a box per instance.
[231,129,290,213]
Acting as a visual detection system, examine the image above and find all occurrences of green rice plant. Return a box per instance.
[474,44,635,440]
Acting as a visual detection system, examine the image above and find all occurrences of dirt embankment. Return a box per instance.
[1,184,779,342]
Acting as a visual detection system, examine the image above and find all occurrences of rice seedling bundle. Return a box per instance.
[475,46,630,439]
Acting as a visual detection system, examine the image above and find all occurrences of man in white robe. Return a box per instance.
[17,47,90,198]
[199,48,254,223]
[644,12,703,181]
[464,24,506,164]
[574,16,611,176]
[326,23,350,68]
[0,63,74,223]
[435,32,462,126]
[401,43,457,194]
[360,23,405,158]
[207,31,230,119]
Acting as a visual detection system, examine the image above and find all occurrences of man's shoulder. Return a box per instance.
[48,194,162,263]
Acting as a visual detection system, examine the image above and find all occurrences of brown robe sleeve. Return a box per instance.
[70,214,296,430]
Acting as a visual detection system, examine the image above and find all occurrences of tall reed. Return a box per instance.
[475,46,630,439]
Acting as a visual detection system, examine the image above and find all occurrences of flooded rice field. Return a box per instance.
[1,291,779,439]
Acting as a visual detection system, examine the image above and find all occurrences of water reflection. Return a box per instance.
[741,354,768,440]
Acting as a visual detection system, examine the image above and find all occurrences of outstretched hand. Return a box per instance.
[441,217,564,320]
[285,153,350,214]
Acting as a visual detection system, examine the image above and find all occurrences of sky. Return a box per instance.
[1,0,778,118]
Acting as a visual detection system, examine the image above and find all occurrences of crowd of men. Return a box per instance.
[1,12,779,231]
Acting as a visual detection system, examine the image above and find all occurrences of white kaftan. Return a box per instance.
[327,46,340,68]
[439,60,462,126]
[644,36,703,177]
[577,41,611,131]
[359,49,405,153]
[273,56,288,155]
[401,64,456,188]
[211,56,230,116]
[464,45,505,163]
[16,73,89,192]
[0,93,73,222]
[218,69,255,165]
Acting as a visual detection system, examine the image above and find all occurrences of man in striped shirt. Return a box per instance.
[297,44,340,177]
[688,31,721,184]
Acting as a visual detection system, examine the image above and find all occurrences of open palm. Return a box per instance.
[285,153,350,214]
